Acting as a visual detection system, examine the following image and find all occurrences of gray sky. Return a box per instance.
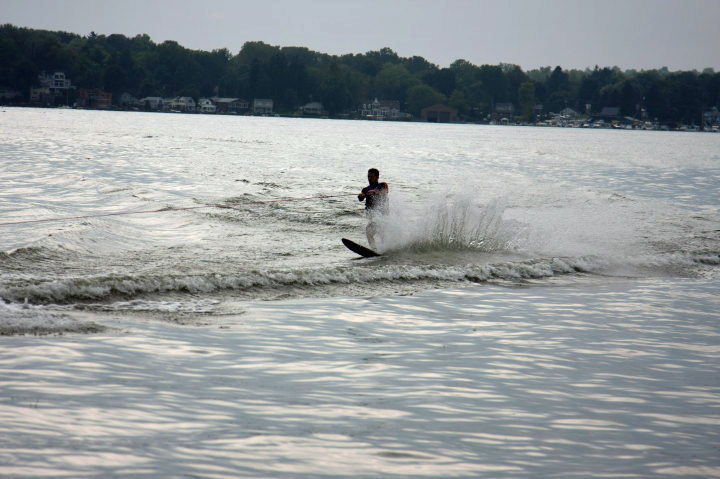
[2,0,719,71]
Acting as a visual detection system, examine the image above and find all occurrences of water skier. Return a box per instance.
[357,168,389,248]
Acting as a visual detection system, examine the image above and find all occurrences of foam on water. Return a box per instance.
[0,300,105,335]
[375,192,514,254]
[2,249,718,310]
[0,257,582,304]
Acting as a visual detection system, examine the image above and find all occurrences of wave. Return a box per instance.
[1,245,47,260]
[0,245,81,270]
[0,301,106,335]
[0,256,588,304]
[5,251,719,306]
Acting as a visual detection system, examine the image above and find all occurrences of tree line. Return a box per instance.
[1,24,719,125]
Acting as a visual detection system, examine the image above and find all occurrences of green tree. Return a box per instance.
[595,83,621,111]
[423,68,455,97]
[699,71,720,110]
[373,63,418,105]
[403,55,436,76]
[281,88,300,111]
[518,81,536,121]
[103,64,128,94]
[501,63,528,104]
[619,80,641,117]
[316,62,355,115]
[668,71,703,124]
[477,65,509,106]
[544,66,572,112]
[237,41,278,65]
[450,60,487,115]
[547,66,569,93]
[319,75,351,115]
[450,60,479,92]
[406,84,445,117]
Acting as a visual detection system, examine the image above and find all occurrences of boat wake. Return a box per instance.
[3,250,717,307]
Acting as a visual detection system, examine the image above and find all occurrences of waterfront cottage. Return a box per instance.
[253,99,273,114]
[140,97,164,110]
[167,97,196,112]
[197,98,216,113]
[360,98,404,120]
[420,104,458,123]
[300,101,324,115]
[212,98,249,114]
[76,89,112,109]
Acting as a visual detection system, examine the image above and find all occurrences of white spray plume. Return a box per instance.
[373,191,516,253]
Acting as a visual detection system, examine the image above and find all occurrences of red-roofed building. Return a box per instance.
[420,104,458,123]
[76,89,112,109]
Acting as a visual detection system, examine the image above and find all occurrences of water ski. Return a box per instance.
[342,238,380,258]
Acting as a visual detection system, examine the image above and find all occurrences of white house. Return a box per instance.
[38,71,72,90]
[140,97,164,110]
[31,71,73,104]
[197,98,216,113]
[300,101,323,115]
[167,96,196,112]
[360,98,403,120]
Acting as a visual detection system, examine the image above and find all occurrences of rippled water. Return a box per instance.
[1,108,719,477]
[1,108,719,313]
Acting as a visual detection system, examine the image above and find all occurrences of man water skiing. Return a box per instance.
[358,168,389,248]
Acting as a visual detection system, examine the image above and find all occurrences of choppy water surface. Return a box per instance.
[1,108,719,477]
[1,108,719,316]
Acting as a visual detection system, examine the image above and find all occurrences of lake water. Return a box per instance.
[1,108,719,477]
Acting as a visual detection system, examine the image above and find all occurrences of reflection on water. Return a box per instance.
[1,278,718,477]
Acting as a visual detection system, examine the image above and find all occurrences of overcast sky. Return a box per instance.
[2,0,719,71]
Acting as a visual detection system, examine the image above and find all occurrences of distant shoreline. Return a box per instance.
[3,104,718,133]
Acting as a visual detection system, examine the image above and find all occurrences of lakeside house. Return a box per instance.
[559,107,579,118]
[119,92,138,108]
[488,103,517,124]
[39,71,72,90]
[360,98,407,120]
[28,71,74,105]
[9,70,717,131]
[253,99,273,114]
[420,104,458,123]
[197,98,216,113]
[124,95,254,114]
[76,89,112,109]
[493,103,515,122]
[300,101,324,116]
[140,97,164,110]
[167,96,196,112]
[212,98,249,114]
